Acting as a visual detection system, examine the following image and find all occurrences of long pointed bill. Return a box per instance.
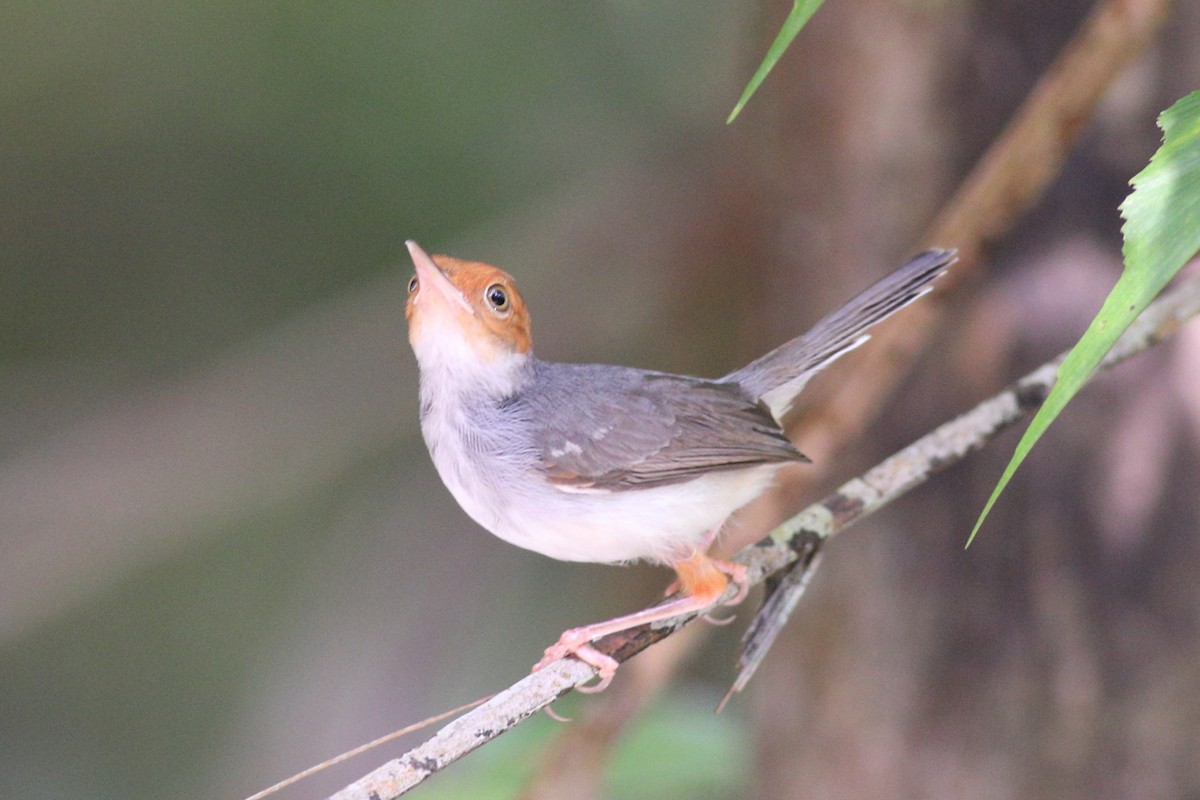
[406,240,474,316]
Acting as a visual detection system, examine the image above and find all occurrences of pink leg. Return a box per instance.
[534,590,727,692]
[534,551,748,691]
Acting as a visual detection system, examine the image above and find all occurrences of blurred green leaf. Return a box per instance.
[968,90,1200,546]
[727,0,825,123]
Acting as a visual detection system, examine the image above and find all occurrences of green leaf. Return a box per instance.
[968,90,1200,546]
[726,0,825,124]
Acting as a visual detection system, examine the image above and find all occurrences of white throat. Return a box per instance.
[412,312,532,408]
[412,316,535,538]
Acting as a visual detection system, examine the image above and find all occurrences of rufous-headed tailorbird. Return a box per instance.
[404,240,954,690]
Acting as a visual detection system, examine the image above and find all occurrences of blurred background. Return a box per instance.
[3,2,1199,798]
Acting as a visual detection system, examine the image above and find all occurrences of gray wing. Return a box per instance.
[520,363,808,491]
[727,248,955,416]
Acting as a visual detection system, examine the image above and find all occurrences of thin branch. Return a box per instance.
[329,271,1200,800]
[518,624,704,799]
[247,695,492,800]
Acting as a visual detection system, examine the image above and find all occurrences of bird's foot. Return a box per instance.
[715,559,750,605]
[534,555,752,693]
[533,630,618,693]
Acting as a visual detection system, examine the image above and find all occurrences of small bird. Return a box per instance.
[405,240,953,690]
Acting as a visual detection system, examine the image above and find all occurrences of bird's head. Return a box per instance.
[405,240,533,390]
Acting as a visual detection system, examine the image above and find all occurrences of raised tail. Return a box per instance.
[725,248,956,418]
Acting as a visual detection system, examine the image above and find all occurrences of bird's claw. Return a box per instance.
[702,610,738,626]
[720,560,750,606]
[542,704,572,723]
[534,632,618,693]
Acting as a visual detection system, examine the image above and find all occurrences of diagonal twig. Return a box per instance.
[329,269,1200,800]
[728,270,1199,696]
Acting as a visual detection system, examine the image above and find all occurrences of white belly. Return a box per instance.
[421,397,782,565]
[486,466,782,564]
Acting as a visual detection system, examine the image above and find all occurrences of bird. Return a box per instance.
[404,240,954,690]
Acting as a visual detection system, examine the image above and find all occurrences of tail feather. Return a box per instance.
[725,248,956,418]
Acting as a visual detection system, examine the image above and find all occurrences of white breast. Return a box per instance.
[420,387,782,564]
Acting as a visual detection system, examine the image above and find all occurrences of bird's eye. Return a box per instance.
[407,275,419,294]
[485,283,510,313]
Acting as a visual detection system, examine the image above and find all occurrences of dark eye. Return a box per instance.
[485,283,510,313]
[407,275,419,294]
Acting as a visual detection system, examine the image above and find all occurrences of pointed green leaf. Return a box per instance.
[968,90,1200,546]
[727,0,825,124]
